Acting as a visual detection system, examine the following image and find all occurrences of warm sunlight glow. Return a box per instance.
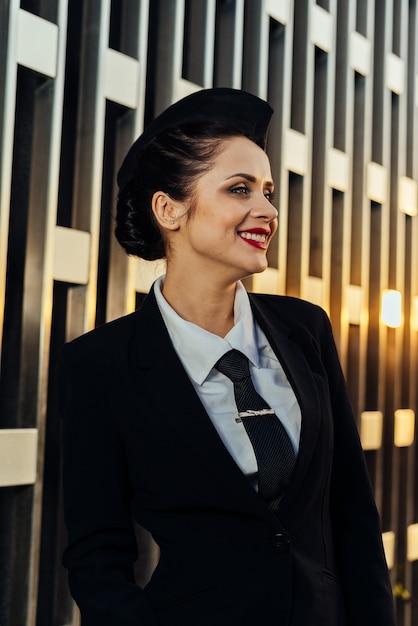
[412,296,418,331]
[360,411,383,450]
[407,524,418,562]
[394,409,415,447]
[381,290,402,328]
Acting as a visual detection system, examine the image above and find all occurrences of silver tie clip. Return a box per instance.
[235,408,275,423]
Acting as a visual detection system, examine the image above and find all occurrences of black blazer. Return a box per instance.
[58,290,396,626]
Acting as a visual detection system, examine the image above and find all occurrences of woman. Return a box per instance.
[59,88,396,625]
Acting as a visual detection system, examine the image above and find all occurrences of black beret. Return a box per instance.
[117,87,273,189]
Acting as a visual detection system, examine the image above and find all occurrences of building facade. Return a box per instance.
[0,0,418,624]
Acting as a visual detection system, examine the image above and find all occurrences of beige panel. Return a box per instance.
[327,148,349,192]
[265,0,290,25]
[53,226,91,284]
[0,429,38,486]
[407,524,418,561]
[283,129,309,175]
[16,9,58,77]
[345,285,363,325]
[104,49,141,109]
[382,531,396,570]
[349,31,371,76]
[360,411,383,450]
[309,4,333,53]
[394,409,415,447]
[412,295,418,331]
[398,176,418,216]
[175,78,202,101]
[366,162,388,204]
[385,52,406,95]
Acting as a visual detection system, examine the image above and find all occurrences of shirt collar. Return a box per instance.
[153,276,260,385]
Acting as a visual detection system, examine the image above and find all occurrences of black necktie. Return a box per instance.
[215,349,296,503]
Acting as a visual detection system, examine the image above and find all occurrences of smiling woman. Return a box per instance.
[153,136,278,323]
[58,88,396,626]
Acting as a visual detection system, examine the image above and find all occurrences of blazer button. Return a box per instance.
[273,533,290,552]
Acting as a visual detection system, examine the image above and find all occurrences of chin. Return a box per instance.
[251,262,269,275]
[229,259,269,282]
[235,267,267,283]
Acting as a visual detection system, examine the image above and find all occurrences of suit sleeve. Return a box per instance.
[58,341,159,626]
[317,309,396,625]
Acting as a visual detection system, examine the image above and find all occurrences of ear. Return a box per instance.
[151,191,185,231]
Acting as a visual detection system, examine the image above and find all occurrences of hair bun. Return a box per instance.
[115,181,165,261]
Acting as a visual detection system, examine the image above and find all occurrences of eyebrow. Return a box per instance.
[226,172,275,187]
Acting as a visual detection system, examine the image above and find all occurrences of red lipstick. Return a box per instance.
[238,228,270,249]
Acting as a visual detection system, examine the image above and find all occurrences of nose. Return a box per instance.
[251,194,278,223]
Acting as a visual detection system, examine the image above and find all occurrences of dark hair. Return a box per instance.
[115,118,266,261]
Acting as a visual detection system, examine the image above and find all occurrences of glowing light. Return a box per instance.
[407,524,418,562]
[412,296,418,331]
[360,411,383,450]
[399,176,418,216]
[381,290,402,328]
[394,409,415,447]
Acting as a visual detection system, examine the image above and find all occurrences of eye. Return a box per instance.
[264,190,276,202]
[230,185,249,195]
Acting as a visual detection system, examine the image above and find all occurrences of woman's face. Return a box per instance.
[174,135,278,283]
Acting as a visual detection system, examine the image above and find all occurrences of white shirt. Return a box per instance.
[153,277,301,476]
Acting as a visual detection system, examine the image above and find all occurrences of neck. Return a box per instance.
[161,270,238,337]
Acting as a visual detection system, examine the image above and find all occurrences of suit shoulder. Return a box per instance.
[60,310,138,369]
[249,292,327,327]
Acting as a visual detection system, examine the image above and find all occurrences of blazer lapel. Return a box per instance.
[249,296,323,513]
[130,291,280,526]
